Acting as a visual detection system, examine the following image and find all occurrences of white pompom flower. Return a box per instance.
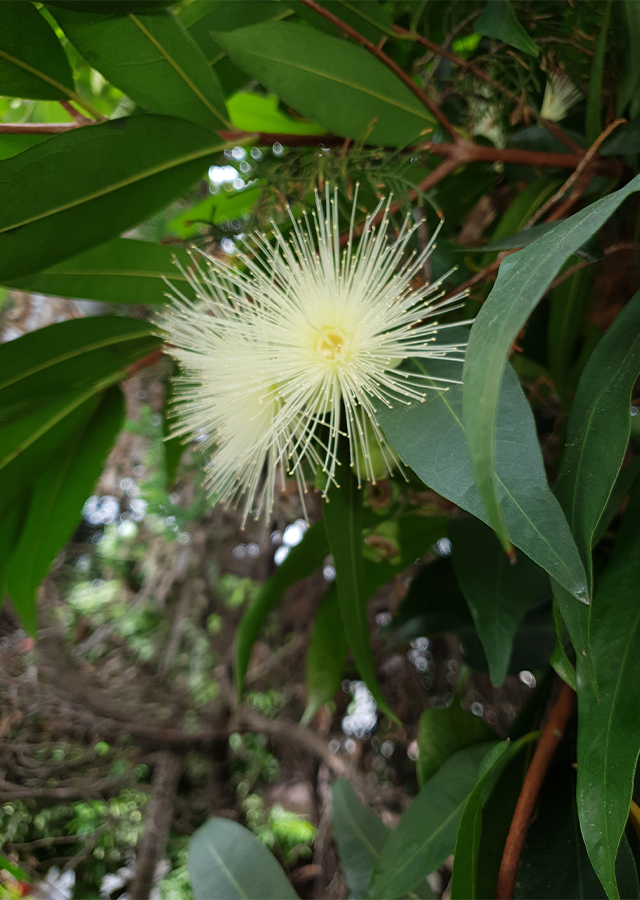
[159,187,468,523]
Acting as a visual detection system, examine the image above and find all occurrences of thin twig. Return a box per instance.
[496,682,576,900]
[60,101,94,125]
[298,0,459,141]
[0,122,80,134]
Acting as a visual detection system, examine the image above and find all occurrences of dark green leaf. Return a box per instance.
[378,353,587,600]
[324,450,396,722]
[417,701,496,787]
[48,1,175,12]
[367,743,497,900]
[7,385,124,633]
[547,267,592,401]
[4,238,195,306]
[0,133,50,160]
[462,173,640,563]
[188,817,298,900]
[293,0,394,42]
[600,118,640,156]
[50,7,229,131]
[0,3,75,100]
[0,499,29,606]
[234,520,329,696]
[592,456,640,547]
[475,0,539,57]
[585,1,611,144]
[517,767,639,899]
[301,583,348,726]
[449,518,551,686]
[577,484,640,900]
[213,23,434,147]
[391,558,476,643]
[616,1,640,117]
[463,221,560,254]
[332,778,391,900]
[0,115,228,281]
[451,736,538,900]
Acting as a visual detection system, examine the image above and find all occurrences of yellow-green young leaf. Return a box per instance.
[213,22,434,147]
[0,115,228,281]
[0,3,75,100]
[7,386,125,634]
[462,174,640,570]
[4,239,196,306]
[50,6,229,131]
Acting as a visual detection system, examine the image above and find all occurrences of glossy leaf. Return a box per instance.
[577,484,640,900]
[378,353,587,600]
[0,115,228,281]
[367,742,497,900]
[450,736,538,900]
[332,778,391,900]
[4,239,194,306]
[449,517,551,686]
[228,92,324,135]
[475,0,539,57]
[462,174,640,561]
[324,451,396,722]
[234,520,329,696]
[0,3,75,100]
[517,767,639,900]
[188,817,298,900]
[417,701,496,787]
[213,23,434,147]
[555,287,640,578]
[7,386,124,633]
[51,7,229,131]
[0,317,160,521]
[302,584,348,726]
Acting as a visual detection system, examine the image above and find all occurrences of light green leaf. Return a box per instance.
[367,743,497,899]
[0,114,228,281]
[462,173,640,565]
[189,817,298,899]
[475,0,539,57]
[51,6,229,131]
[378,351,588,600]
[0,3,75,100]
[213,22,434,147]
[3,238,194,305]
[228,92,324,135]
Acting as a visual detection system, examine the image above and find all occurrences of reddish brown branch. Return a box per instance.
[298,0,459,142]
[0,122,80,134]
[496,682,576,899]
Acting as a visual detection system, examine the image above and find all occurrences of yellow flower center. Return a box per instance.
[316,328,348,361]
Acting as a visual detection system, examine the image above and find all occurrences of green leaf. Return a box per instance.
[324,450,396,722]
[0,498,29,604]
[463,221,560,254]
[0,114,229,282]
[417,701,496,787]
[168,186,262,239]
[378,352,588,600]
[302,583,348,726]
[332,778,391,900]
[213,23,434,147]
[547,267,592,401]
[450,736,538,900]
[616,1,640,116]
[475,0,539,57]
[3,238,195,305]
[0,133,51,161]
[517,766,639,900]
[585,1,612,144]
[228,92,324,135]
[367,742,497,900]
[462,173,640,564]
[0,316,160,521]
[592,455,640,548]
[0,3,75,100]
[449,518,551,686]
[7,385,124,633]
[600,117,640,156]
[50,7,229,131]
[577,484,640,900]
[292,0,394,43]
[188,817,298,899]
[555,287,640,579]
[234,519,329,696]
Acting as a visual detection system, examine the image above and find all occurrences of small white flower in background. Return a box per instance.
[540,73,581,123]
[159,187,468,523]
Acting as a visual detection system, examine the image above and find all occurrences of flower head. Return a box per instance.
[540,73,581,123]
[159,187,467,522]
